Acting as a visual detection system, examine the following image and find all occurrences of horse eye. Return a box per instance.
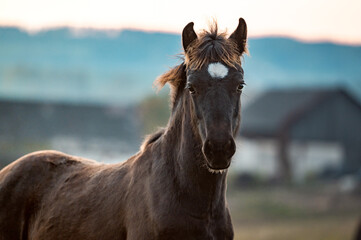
[186,84,196,94]
[237,83,244,93]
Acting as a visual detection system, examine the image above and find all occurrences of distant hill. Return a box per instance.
[246,38,361,91]
[1,27,360,104]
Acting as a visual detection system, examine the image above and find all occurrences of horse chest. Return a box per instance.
[151,212,233,240]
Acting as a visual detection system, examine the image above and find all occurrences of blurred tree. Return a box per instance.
[137,93,170,135]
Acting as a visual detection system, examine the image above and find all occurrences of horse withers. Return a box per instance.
[0,18,247,240]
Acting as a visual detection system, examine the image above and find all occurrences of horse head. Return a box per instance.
[182,19,247,171]
[156,18,247,173]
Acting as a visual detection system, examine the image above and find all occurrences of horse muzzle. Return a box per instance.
[202,136,236,170]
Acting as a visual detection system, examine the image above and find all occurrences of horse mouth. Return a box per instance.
[206,163,230,174]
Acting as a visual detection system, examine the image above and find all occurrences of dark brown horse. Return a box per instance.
[0,18,247,240]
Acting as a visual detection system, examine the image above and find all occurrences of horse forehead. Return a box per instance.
[207,62,229,79]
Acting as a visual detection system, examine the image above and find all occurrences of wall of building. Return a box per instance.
[233,137,344,182]
[291,92,361,171]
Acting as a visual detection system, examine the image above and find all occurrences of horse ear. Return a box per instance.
[229,18,247,55]
[182,22,197,52]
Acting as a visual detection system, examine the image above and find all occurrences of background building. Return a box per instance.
[234,88,361,181]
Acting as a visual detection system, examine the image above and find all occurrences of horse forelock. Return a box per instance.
[185,21,243,70]
[154,21,245,108]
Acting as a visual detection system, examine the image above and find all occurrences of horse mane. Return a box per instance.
[155,21,245,106]
[140,128,166,152]
[154,62,187,106]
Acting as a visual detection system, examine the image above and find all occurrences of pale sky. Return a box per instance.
[1,0,361,45]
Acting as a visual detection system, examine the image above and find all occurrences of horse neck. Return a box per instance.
[160,92,228,210]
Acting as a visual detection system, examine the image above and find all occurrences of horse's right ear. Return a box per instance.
[182,22,197,52]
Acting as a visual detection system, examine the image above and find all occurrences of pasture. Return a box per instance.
[227,182,361,240]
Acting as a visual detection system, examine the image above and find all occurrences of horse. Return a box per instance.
[0,18,247,240]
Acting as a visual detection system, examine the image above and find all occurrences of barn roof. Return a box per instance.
[240,87,361,138]
[0,98,141,142]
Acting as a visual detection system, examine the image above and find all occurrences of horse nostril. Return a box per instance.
[227,138,236,156]
[203,139,216,157]
[227,139,232,148]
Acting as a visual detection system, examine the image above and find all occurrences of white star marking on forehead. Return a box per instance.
[207,62,229,79]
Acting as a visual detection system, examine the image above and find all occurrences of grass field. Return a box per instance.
[227,183,361,240]
[233,215,358,240]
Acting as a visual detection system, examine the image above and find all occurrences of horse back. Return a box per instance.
[0,150,99,240]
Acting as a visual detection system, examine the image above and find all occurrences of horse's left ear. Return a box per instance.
[229,18,247,55]
[182,22,198,52]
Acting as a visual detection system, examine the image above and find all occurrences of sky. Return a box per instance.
[1,0,361,45]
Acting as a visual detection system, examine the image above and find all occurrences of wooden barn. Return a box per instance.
[0,99,141,167]
[235,88,361,181]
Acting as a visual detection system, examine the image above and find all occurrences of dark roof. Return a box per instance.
[240,87,361,138]
[0,98,141,142]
